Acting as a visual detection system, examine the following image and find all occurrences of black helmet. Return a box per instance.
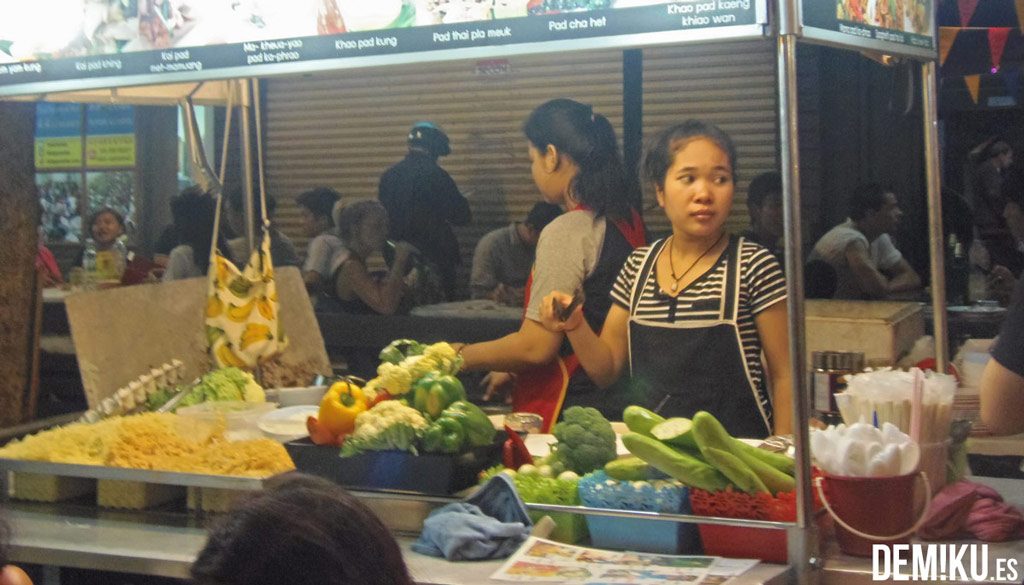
[408,122,451,157]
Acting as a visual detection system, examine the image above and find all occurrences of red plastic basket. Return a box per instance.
[690,477,826,564]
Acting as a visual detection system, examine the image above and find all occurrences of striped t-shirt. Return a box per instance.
[610,237,787,415]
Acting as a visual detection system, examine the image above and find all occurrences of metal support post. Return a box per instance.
[922,61,949,372]
[777,1,820,583]
[239,79,256,251]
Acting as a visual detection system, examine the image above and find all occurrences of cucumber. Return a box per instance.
[622,406,666,438]
[604,456,651,481]
[621,433,730,492]
[703,446,769,494]
[650,417,698,450]
[730,439,796,476]
[730,445,795,495]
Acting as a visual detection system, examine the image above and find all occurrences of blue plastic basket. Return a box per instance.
[578,471,701,554]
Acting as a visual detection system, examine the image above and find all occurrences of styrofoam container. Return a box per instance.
[273,385,328,407]
[806,300,924,368]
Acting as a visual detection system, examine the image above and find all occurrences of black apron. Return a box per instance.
[626,236,772,439]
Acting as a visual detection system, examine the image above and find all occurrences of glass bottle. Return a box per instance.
[82,237,98,282]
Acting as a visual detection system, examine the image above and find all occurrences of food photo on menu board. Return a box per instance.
[834,0,931,35]
[0,0,682,64]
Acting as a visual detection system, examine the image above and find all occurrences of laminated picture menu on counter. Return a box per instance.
[0,0,766,95]
[492,537,758,584]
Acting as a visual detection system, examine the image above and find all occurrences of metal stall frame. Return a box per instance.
[1,2,949,583]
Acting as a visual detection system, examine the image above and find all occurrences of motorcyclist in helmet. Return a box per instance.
[378,122,470,300]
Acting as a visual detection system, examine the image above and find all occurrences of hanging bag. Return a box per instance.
[204,80,287,369]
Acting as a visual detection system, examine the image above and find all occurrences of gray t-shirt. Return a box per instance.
[524,210,607,322]
[163,245,201,281]
[470,223,535,299]
[303,230,344,278]
[809,219,902,299]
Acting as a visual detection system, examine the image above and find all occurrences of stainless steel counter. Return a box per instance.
[7,479,1024,584]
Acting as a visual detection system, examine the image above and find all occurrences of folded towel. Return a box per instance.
[412,475,532,561]
[918,480,1024,542]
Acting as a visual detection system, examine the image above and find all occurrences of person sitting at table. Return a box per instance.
[741,171,784,264]
[224,187,300,269]
[73,207,127,271]
[455,99,646,428]
[538,120,791,438]
[329,199,416,316]
[297,187,344,297]
[980,276,1024,435]
[163,186,227,281]
[190,473,414,585]
[808,183,921,300]
[470,202,562,306]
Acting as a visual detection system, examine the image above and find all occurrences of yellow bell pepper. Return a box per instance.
[318,380,368,438]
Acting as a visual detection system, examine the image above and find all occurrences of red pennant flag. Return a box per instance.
[1017,0,1024,31]
[958,0,980,26]
[989,28,1011,70]
[940,28,960,66]
[965,74,981,104]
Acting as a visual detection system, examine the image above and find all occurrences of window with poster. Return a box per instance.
[35,103,138,250]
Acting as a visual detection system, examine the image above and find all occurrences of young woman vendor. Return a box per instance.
[540,120,792,437]
[455,98,646,430]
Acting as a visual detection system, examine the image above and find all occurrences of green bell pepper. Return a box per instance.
[412,373,466,419]
[421,416,466,454]
[440,401,496,447]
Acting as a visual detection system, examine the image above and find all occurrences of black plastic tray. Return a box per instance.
[284,437,502,495]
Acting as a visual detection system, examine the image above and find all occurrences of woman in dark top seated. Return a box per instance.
[330,200,416,315]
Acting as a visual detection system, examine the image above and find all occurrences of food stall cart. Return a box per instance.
[1,1,1020,584]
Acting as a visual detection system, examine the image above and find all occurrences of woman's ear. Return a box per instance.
[544,144,560,173]
[655,184,666,208]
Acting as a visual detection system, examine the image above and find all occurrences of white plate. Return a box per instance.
[258,405,319,442]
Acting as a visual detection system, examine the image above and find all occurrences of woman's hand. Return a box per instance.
[481,371,515,403]
[539,291,583,333]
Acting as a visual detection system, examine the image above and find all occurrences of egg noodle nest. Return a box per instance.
[0,413,294,478]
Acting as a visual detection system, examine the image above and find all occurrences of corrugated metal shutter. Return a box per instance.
[641,40,779,239]
[264,50,624,297]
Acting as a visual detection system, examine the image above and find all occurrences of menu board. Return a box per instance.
[0,1,768,96]
[35,103,83,169]
[801,0,936,59]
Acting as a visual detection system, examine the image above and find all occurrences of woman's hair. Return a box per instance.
[191,473,414,585]
[170,185,225,273]
[639,120,738,196]
[87,206,126,232]
[334,199,387,243]
[523,98,635,220]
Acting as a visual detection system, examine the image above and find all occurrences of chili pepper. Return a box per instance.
[503,425,534,470]
[503,439,516,468]
[306,416,340,446]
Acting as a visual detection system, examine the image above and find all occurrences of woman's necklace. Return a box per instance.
[667,232,726,293]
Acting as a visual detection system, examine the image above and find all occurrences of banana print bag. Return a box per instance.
[201,82,287,368]
[206,231,287,368]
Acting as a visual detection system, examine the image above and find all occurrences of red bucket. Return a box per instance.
[815,471,930,557]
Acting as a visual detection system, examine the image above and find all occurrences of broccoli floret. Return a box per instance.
[551,406,617,474]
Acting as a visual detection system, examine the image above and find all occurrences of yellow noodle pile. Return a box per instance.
[0,413,294,477]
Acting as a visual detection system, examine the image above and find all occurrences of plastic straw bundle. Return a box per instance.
[835,368,955,443]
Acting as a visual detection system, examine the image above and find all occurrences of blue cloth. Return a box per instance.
[412,475,532,561]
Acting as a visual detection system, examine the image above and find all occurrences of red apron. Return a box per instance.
[511,208,646,432]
